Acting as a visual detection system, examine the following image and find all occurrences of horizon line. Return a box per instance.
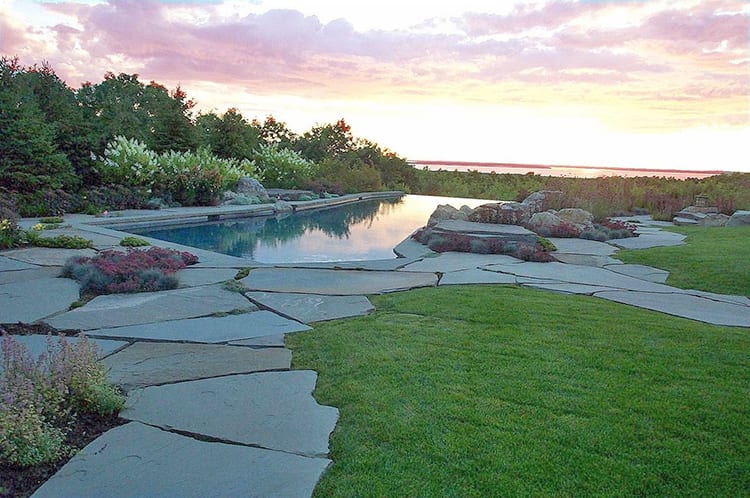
[407,160,729,176]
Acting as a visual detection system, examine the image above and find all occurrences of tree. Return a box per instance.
[143,82,197,154]
[295,118,354,163]
[0,57,77,192]
[196,108,259,160]
[252,115,297,149]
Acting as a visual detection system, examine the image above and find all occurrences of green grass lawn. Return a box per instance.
[288,286,750,497]
[615,225,750,296]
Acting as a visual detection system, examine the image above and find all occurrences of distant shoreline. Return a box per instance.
[409,160,728,180]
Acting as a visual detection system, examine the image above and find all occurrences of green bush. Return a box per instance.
[25,231,93,249]
[119,236,150,247]
[0,332,124,467]
[39,216,64,224]
[95,136,159,187]
[255,144,317,189]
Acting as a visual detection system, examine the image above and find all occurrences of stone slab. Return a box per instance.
[603,264,670,283]
[438,269,518,286]
[0,335,127,374]
[434,220,536,236]
[103,342,291,391]
[393,236,436,259]
[523,283,620,295]
[485,262,677,293]
[279,258,414,271]
[0,266,61,284]
[0,255,38,271]
[230,334,287,348]
[45,285,255,330]
[245,292,374,323]
[0,247,97,266]
[400,252,521,273]
[551,253,623,267]
[546,238,618,256]
[88,312,310,342]
[610,231,686,249]
[32,422,331,498]
[688,290,750,307]
[594,290,750,327]
[241,267,438,295]
[176,267,239,288]
[0,277,80,323]
[123,371,339,457]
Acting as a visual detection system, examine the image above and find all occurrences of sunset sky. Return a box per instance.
[2,0,748,172]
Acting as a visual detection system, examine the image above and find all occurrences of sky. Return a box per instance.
[1,0,748,172]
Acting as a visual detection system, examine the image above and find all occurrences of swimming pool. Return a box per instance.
[129,194,494,263]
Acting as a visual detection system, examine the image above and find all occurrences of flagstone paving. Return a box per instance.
[87,312,310,342]
[241,267,438,295]
[1,210,747,498]
[245,292,374,323]
[31,422,331,498]
[45,284,255,330]
[123,371,338,457]
[104,342,292,391]
[0,277,80,323]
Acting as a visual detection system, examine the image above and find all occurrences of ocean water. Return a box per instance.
[410,161,725,180]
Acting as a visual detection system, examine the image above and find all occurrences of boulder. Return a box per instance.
[427,204,468,225]
[527,211,582,238]
[468,202,529,225]
[521,190,564,214]
[726,210,750,227]
[699,213,730,227]
[557,208,595,232]
[236,177,267,196]
[275,200,294,213]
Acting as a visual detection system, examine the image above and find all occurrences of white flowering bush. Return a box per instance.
[94,139,259,206]
[94,136,159,187]
[254,144,317,189]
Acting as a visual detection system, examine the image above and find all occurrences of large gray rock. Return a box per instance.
[527,211,581,237]
[468,202,529,225]
[556,208,595,231]
[521,190,564,213]
[87,312,310,342]
[235,177,267,196]
[32,422,331,498]
[45,285,254,330]
[0,277,80,323]
[123,371,339,457]
[245,292,374,323]
[699,213,730,227]
[104,342,291,391]
[427,204,468,225]
[241,267,437,295]
[726,210,750,227]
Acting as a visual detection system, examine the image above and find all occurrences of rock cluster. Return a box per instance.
[673,206,729,227]
[222,177,271,205]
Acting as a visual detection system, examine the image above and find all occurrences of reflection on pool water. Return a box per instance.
[129,194,495,264]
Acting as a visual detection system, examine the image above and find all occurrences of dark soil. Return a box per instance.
[0,322,82,337]
[0,323,127,498]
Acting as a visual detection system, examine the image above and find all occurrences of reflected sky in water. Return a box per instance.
[131,194,494,263]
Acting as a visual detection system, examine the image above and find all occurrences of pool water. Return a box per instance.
[130,195,494,264]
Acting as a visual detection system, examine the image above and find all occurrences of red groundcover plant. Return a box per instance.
[62,247,198,295]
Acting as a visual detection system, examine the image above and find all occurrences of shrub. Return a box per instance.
[81,184,151,212]
[39,216,64,224]
[95,136,159,187]
[0,332,124,467]
[25,232,94,249]
[580,219,638,241]
[255,144,317,189]
[119,236,150,247]
[62,247,198,296]
[14,189,84,217]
